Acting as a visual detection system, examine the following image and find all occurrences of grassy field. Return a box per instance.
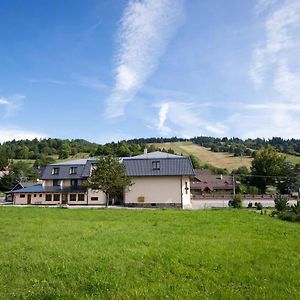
[0,208,299,299]
[152,142,253,170]
[13,153,91,167]
[152,142,300,170]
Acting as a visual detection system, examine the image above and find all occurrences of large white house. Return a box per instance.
[9,151,195,208]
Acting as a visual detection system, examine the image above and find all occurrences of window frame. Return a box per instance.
[152,160,160,170]
[52,167,60,175]
[78,194,85,201]
[53,179,61,186]
[53,194,60,202]
[69,194,77,201]
[69,167,77,175]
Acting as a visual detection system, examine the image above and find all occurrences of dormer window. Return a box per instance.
[152,160,160,170]
[69,167,77,175]
[52,167,59,175]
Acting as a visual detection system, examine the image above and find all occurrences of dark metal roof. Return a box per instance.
[9,184,87,194]
[41,158,97,180]
[123,157,195,176]
[41,164,86,180]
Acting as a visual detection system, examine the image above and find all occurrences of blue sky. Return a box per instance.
[1,0,300,143]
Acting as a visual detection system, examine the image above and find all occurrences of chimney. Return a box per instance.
[144,147,148,155]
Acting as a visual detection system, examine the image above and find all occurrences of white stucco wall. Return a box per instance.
[181,176,192,209]
[87,189,106,205]
[124,176,188,205]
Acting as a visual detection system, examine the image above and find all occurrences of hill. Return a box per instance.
[151,142,300,171]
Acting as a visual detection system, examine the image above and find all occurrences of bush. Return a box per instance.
[274,194,289,212]
[247,202,253,208]
[277,211,297,222]
[254,202,263,210]
[228,194,242,208]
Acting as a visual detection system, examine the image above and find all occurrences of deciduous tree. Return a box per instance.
[87,155,132,207]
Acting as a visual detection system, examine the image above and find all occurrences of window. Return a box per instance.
[152,160,160,170]
[20,194,25,198]
[91,197,98,201]
[78,194,85,201]
[39,194,42,197]
[53,194,60,201]
[52,167,59,175]
[71,179,78,187]
[53,179,61,186]
[70,194,76,201]
[46,194,52,201]
[34,194,37,197]
[69,167,77,175]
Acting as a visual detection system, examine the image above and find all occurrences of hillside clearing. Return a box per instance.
[151,142,252,170]
[151,142,300,170]
[0,207,299,299]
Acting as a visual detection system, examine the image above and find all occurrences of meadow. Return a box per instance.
[152,141,300,170]
[0,207,299,299]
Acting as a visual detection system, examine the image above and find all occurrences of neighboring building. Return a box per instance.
[123,151,195,209]
[9,158,106,206]
[190,169,234,196]
[8,151,195,208]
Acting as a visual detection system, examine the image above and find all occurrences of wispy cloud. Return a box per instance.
[28,77,108,91]
[255,0,278,15]
[0,95,25,118]
[106,0,185,118]
[245,0,300,139]
[156,103,171,135]
[250,0,300,89]
[0,127,46,143]
[152,101,228,137]
[0,98,9,105]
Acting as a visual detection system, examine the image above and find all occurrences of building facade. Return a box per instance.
[9,152,195,208]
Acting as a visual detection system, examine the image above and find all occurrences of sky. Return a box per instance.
[1,0,300,143]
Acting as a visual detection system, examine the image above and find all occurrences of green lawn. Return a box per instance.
[0,208,299,299]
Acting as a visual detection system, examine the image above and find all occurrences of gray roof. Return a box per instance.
[9,183,87,194]
[123,156,195,177]
[40,152,194,179]
[41,158,97,180]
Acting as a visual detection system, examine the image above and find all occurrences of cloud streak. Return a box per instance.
[106,0,184,118]
[0,95,26,118]
[153,101,228,138]
[250,0,300,90]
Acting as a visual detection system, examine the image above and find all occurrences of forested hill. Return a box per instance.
[1,136,300,169]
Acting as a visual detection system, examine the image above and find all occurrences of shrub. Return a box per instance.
[254,202,263,210]
[228,194,242,208]
[247,202,253,208]
[274,194,289,212]
[277,211,297,222]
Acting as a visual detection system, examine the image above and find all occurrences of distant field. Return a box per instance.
[0,207,299,299]
[152,142,252,170]
[13,152,91,166]
[152,142,300,170]
[285,153,300,165]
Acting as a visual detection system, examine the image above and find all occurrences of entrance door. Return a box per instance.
[27,194,31,204]
[62,194,68,204]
